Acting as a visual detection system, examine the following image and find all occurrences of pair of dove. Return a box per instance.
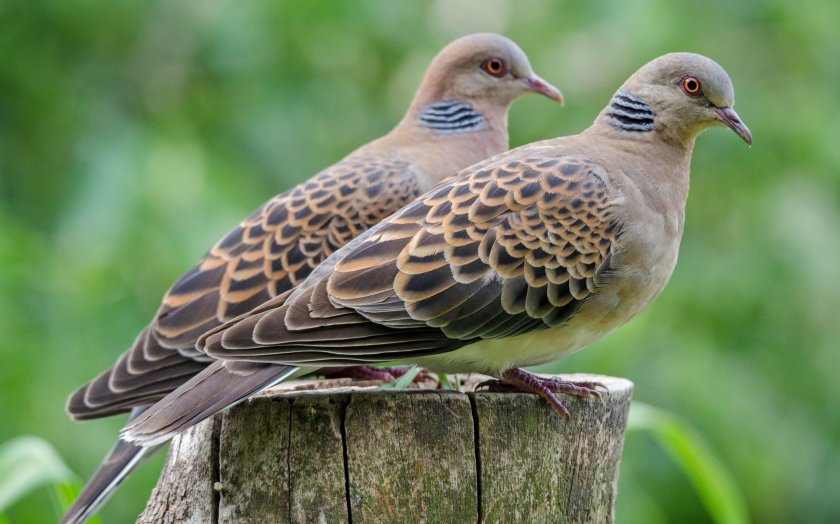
[62,33,751,524]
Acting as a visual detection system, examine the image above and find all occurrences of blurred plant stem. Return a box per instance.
[627,402,750,524]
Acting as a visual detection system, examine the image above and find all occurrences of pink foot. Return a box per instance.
[477,368,603,417]
[319,365,428,382]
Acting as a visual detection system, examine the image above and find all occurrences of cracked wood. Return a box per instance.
[138,374,632,524]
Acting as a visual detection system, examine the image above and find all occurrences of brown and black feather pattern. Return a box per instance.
[68,154,421,419]
[199,149,617,367]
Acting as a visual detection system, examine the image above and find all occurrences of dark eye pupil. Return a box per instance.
[482,58,505,76]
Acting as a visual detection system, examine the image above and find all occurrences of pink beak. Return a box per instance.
[714,106,752,145]
[521,75,564,105]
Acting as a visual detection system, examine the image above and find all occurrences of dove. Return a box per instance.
[61,33,562,524]
[122,52,751,449]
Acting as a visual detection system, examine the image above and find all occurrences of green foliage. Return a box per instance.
[627,403,749,524]
[387,366,423,389]
[436,373,461,392]
[1,0,839,522]
[0,437,100,523]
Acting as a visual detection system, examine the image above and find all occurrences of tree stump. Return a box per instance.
[137,374,632,524]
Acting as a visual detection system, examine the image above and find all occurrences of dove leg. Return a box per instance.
[477,368,603,418]
[316,365,426,382]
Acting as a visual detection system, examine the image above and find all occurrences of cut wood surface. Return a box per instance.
[138,374,632,524]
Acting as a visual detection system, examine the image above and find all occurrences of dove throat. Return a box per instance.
[606,90,655,132]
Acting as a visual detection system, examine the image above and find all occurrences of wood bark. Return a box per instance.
[138,374,632,524]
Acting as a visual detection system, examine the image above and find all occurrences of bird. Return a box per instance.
[61,33,562,524]
[122,51,751,448]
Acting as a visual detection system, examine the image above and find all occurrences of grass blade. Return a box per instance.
[0,436,101,522]
[627,402,749,524]
[388,365,421,389]
[0,436,73,512]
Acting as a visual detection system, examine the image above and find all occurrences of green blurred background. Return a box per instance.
[2,0,839,522]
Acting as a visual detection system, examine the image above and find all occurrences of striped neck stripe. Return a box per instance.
[418,100,485,134]
[606,90,654,132]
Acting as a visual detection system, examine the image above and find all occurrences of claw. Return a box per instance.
[477,369,602,418]
[539,377,604,398]
[475,379,514,392]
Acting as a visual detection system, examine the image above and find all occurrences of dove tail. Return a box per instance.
[121,361,298,447]
[61,408,161,524]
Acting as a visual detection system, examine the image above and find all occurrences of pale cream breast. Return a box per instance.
[409,166,683,377]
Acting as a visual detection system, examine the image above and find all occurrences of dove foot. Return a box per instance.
[477,368,604,418]
[319,365,425,382]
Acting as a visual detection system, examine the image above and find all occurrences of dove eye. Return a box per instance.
[481,57,507,78]
[681,76,702,97]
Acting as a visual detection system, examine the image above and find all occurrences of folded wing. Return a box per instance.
[68,156,420,419]
[202,150,619,365]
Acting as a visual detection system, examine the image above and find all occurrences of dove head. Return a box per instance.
[605,53,751,145]
[409,33,563,116]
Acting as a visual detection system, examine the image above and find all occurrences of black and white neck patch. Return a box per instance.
[417,100,485,134]
[606,90,655,132]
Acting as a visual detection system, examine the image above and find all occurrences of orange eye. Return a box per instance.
[681,76,702,97]
[481,57,507,77]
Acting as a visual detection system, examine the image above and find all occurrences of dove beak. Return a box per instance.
[521,75,564,105]
[715,107,752,146]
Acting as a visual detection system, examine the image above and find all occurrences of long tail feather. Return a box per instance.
[121,361,298,446]
[61,408,162,524]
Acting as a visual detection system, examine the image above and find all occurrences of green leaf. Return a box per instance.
[627,403,750,524]
[0,436,100,523]
[0,436,74,512]
[388,365,421,389]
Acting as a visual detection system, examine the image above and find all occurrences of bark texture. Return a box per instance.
[138,374,632,524]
